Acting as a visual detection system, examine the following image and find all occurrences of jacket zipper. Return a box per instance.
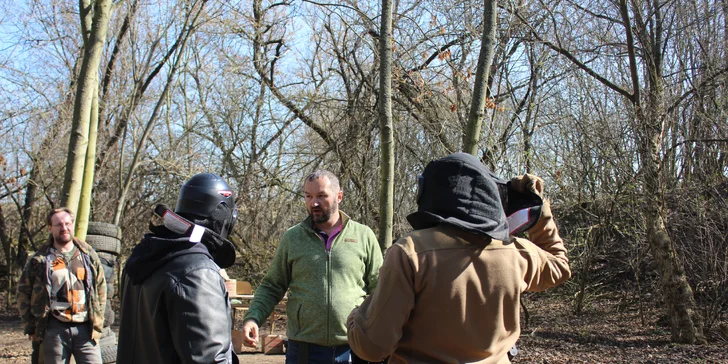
[312,222,343,347]
[326,249,331,346]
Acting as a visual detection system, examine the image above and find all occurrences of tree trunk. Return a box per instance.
[16,166,38,270]
[644,189,705,344]
[518,0,708,344]
[377,0,394,252]
[463,0,497,155]
[0,204,11,270]
[60,0,113,216]
[637,99,706,344]
[0,203,13,308]
[76,86,100,241]
[622,0,706,344]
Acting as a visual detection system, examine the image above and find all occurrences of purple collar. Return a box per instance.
[313,224,342,251]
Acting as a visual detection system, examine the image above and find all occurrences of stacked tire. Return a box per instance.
[86,222,121,364]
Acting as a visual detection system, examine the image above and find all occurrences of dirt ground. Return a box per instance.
[0,316,285,364]
[1,291,727,363]
[0,290,286,364]
[0,320,285,364]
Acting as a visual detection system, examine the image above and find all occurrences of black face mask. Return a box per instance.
[209,202,238,239]
[154,204,237,268]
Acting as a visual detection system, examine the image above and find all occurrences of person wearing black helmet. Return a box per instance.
[117,173,240,364]
[347,153,572,363]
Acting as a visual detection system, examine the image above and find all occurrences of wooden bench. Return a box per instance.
[229,282,288,353]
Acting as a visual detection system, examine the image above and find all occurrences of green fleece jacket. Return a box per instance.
[244,211,382,346]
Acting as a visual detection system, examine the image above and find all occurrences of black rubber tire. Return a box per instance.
[97,251,117,265]
[87,222,122,240]
[99,253,115,296]
[103,299,115,327]
[99,329,116,343]
[101,345,117,363]
[87,235,121,255]
[99,330,117,363]
[106,279,115,298]
[102,262,114,280]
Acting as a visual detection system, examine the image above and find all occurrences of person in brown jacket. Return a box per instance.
[347,152,571,363]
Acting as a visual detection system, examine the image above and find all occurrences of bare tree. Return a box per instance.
[60,0,113,218]
[111,0,208,225]
[512,0,728,343]
[464,0,498,155]
[377,0,395,250]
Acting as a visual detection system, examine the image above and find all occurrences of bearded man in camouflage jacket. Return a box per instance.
[17,207,106,364]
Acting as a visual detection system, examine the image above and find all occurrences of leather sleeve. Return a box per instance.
[167,266,235,364]
[518,199,571,291]
[347,243,415,362]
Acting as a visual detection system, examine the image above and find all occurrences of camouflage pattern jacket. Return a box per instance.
[17,237,107,343]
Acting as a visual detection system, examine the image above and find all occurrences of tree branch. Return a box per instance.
[409,33,472,73]
[513,9,634,100]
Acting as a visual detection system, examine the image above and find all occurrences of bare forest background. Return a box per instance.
[0,0,727,348]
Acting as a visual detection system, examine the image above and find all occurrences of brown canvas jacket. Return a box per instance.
[347,201,570,363]
[17,237,107,343]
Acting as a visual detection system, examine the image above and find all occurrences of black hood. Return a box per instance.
[124,224,233,285]
[407,152,510,241]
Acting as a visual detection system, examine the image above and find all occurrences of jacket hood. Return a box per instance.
[124,225,215,285]
[407,152,509,241]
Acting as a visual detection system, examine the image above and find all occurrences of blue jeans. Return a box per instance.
[285,340,351,364]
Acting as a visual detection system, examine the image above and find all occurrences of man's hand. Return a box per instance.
[28,334,41,342]
[511,173,544,197]
[242,319,259,347]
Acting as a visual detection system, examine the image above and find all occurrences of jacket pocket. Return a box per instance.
[291,302,302,336]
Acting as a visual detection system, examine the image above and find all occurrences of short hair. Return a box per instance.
[305,170,340,192]
[47,207,75,226]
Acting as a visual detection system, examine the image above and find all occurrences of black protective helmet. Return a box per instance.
[175,173,237,238]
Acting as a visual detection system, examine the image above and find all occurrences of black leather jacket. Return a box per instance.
[117,230,238,364]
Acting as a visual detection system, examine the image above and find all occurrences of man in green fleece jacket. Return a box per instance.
[242,169,383,363]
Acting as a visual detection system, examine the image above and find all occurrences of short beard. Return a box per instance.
[53,235,73,245]
[311,201,338,224]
